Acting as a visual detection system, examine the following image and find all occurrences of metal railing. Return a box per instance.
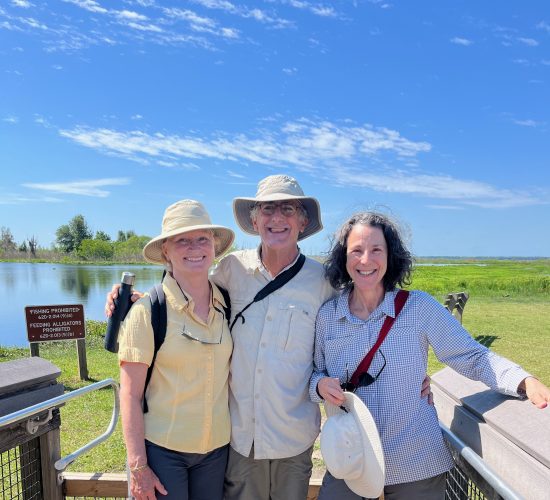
[0,378,120,482]
[1,380,527,499]
[440,422,523,500]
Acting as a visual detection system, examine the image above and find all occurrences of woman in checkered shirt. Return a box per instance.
[310,211,550,500]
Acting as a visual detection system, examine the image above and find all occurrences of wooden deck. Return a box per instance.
[63,472,323,499]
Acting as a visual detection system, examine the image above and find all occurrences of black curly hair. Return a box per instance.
[324,211,413,292]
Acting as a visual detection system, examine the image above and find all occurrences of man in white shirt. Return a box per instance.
[211,174,333,500]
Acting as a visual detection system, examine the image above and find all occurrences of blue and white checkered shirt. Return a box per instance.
[309,288,531,486]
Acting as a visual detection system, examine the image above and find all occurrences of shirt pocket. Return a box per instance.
[275,302,316,358]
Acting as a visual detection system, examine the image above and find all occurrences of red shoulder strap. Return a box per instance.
[349,289,409,387]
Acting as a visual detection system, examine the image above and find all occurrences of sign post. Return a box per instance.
[25,304,89,380]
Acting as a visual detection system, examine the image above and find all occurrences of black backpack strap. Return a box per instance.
[229,253,306,332]
[143,283,167,413]
[217,286,231,327]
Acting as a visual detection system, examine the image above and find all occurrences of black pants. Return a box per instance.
[318,470,447,500]
[145,441,228,500]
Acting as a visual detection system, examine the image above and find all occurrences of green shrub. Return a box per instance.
[78,239,115,260]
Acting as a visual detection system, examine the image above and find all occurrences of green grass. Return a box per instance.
[411,258,550,300]
[426,297,550,382]
[1,259,549,475]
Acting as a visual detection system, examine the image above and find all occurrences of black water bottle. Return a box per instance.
[104,272,136,353]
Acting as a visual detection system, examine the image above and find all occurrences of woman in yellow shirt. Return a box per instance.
[117,200,234,500]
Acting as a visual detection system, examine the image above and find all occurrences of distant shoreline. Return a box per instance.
[1,256,549,265]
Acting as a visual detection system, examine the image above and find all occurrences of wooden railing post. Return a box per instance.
[40,428,63,500]
[444,292,469,324]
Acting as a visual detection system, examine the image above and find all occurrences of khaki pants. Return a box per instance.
[224,444,314,500]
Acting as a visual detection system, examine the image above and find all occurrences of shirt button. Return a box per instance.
[252,417,256,423]
[261,342,267,348]
[266,315,272,321]
[255,394,259,399]
[257,368,262,374]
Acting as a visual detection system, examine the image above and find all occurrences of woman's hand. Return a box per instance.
[105,283,144,318]
[318,377,345,406]
[519,377,550,409]
[130,466,167,500]
[421,374,434,405]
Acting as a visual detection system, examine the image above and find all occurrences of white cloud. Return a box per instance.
[310,6,337,17]
[125,21,163,32]
[23,178,131,197]
[536,21,550,33]
[164,8,216,28]
[0,193,62,205]
[517,37,538,46]
[332,167,542,209]
[3,116,19,123]
[60,119,431,169]
[282,67,297,75]
[227,169,246,178]
[284,0,339,18]
[11,0,33,8]
[156,160,200,170]
[20,17,49,30]
[512,58,529,66]
[450,37,473,46]
[6,0,349,52]
[513,119,542,128]
[192,0,293,28]
[116,9,148,21]
[367,0,391,8]
[57,119,544,209]
[63,0,108,15]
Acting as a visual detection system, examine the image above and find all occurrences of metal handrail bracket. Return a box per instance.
[440,422,524,500]
[0,378,120,480]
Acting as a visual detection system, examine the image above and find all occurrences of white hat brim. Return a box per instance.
[323,392,385,498]
[233,195,322,241]
[142,224,235,264]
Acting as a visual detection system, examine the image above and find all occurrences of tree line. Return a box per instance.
[0,214,151,262]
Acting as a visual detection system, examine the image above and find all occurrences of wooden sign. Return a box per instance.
[25,305,86,343]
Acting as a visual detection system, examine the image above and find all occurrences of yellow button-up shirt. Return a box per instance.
[211,248,334,459]
[118,273,232,454]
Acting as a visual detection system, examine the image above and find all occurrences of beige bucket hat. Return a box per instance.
[321,392,385,498]
[143,200,235,264]
[232,174,322,241]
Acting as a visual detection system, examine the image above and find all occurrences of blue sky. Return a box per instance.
[1,0,549,257]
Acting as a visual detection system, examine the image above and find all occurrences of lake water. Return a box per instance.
[0,262,165,347]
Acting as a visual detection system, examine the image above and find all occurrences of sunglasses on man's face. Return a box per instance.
[257,202,301,217]
[340,350,387,393]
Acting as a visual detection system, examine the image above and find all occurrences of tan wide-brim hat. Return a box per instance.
[321,392,385,498]
[143,199,235,264]
[233,174,322,241]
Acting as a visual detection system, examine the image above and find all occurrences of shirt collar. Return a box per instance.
[247,245,303,277]
[163,273,192,312]
[162,272,225,312]
[335,287,399,322]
